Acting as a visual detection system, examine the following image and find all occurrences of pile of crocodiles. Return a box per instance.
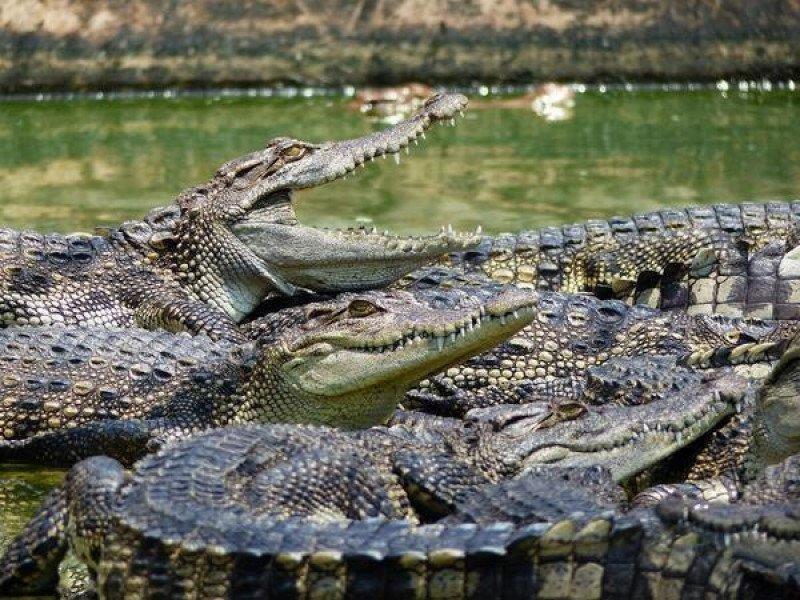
[2,93,800,598]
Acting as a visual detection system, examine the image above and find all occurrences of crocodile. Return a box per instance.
[0,93,479,342]
[391,269,799,416]
[2,422,800,598]
[450,201,800,319]
[631,330,800,507]
[0,284,535,467]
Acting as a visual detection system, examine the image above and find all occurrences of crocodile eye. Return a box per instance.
[347,300,379,318]
[282,145,307,159]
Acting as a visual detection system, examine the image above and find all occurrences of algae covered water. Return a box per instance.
[0,85,798,555]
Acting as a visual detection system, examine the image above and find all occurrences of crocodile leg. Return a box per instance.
[131,292,245,342]
[0,485,69,595]
[0,456,127,597]
[0,419,168,467]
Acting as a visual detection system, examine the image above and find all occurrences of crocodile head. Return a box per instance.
[238,285,537,429]
[139,93,479,321]
[749,336,800,475]
[497,358,747,482]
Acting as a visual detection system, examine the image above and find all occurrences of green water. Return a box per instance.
[0,88,798,571]
[1,89,798,235]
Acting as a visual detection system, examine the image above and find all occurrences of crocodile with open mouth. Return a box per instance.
[0,93,479,342]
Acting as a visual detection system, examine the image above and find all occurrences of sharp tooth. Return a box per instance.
[643,423,649,432]
[370,227,377,234]
[476,225,483,234]
[500,315,507,325]
[382,153,387,160]
[394,153,400,165]
[479,306,486,316]
[447,224,453,235]
[450,118,456,126]
[450,332,456,344]
[676,431,683,444]
[512,310,519,319]
[421,132,426,139]
[405,146,410,154]
[436,337,444,351]
[459,326,466,337]
[413,139,418,145]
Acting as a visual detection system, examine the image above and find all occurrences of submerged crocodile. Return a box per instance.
[452,201,800,319]
[0,285,535,467]
[2,420,800,598]
[0,93,478,342]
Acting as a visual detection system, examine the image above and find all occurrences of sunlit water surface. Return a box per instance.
[0,88,798,564]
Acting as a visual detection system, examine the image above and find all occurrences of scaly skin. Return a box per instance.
[452,201,800,319]
[0,285,535,467]
[631,333,800,507]
[396,269,798,417]
[483,357,750,482]
[2,424,800,598]
[0,93,479,340]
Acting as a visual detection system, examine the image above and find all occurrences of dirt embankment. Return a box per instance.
[1,0,799,92]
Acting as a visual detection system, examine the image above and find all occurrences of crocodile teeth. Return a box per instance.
[436,337,444,352]
[394,153,401,165]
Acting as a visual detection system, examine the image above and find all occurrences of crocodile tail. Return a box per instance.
[0,485,68,595]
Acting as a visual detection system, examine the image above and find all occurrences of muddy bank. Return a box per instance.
[1,1,799,93]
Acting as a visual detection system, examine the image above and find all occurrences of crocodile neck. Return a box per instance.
[230,346,403,429]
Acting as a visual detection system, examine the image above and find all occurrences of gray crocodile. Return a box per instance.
[0,93,478,342]
[632,331,800,507]
[452,201,800,319]
[2,421,800,598]
[394,268,799,416]
[0,284,535,467]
